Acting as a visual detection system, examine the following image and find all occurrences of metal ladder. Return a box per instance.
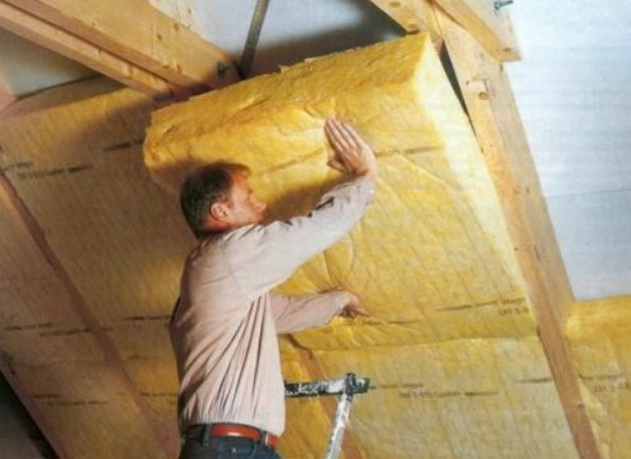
[285,373,370,459]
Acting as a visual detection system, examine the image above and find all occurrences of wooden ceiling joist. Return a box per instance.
[369,0,440,38]
[432,0,520,61]
[0,2,176,98]
[0,65,14,112]
[1,0,240,94]
[434,9,599,459]
[370,0,519,62]
[0,84,15,113]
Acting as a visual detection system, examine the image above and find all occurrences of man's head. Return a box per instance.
[180,162,267,238]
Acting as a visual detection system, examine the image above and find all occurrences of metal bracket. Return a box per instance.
[216,62,229,78]
[494,0,514,13]
[285,373,370,398]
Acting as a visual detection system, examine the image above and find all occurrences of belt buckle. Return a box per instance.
[261,430,269,446]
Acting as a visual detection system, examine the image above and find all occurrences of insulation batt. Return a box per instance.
[143,34,582,458]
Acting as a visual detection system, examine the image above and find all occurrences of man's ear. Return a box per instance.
[209,201,230,223]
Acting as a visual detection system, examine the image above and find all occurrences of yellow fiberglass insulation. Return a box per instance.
[144,34,580,458]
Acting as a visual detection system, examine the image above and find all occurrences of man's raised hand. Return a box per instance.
[324,120,378,181]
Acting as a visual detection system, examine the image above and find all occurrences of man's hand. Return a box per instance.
[340,291,371,319]
[324,119,378,181]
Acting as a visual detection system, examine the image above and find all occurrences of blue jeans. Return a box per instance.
[179,434,281,459]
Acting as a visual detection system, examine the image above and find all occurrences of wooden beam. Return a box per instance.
[0,172,66,459]
[0,82,16,114]
[369,0,440,38]
[0,68,14,112]
[0,2,178,98]
[432,0,520,61]
[3,0,240,91]
[434,10,600,459]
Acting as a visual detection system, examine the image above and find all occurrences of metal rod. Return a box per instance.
[239,0,271,78]
[324,392,353,459]
[285,374,370,459]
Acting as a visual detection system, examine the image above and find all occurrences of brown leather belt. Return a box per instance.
[186,423,279,448]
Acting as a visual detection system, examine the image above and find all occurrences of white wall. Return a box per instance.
[191,0,403,75]
[0,28,94,97]
[507,0,631,300]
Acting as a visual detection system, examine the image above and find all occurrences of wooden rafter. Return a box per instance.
[0,69,14,113]
[370,0,519,62]
[434,9,600,459]
[432,0,519,61]
[369,0,440,38]
[0,87,15,114]
[1,0,240,93]
[0,2,176,98]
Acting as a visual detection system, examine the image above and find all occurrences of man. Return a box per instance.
[171,119,378,458]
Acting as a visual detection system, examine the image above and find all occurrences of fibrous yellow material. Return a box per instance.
[567,297,631,458]
[144,35,578,458]
[0,79,183,458]
[144,34,528,335]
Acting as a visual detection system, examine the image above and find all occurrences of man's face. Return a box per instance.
[225,172,267,227]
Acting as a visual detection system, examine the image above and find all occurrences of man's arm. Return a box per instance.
[226,120,379,302]
[270,290,370,334]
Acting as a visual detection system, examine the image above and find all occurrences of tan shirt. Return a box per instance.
[170,176,374,436]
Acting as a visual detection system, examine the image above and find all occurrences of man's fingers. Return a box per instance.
[343,306,371,318]
[342,295,371,318]
[325,121,355,172]
[327,158,346,171]
[324,119,376,180]
[352,305,371,317]
[325,120,355,152]
[330,120,357,148]
[334,121,366,150]
[325,130,348,158]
